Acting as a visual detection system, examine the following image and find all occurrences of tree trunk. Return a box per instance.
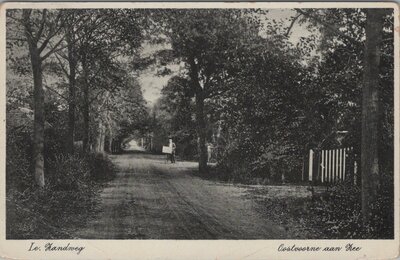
[188,56,208,174]
[108,126,113,153]
[361,9,384,226]
[100,126,105,153]
[195,91,208,173]
[66,28,77,154]
[27,41,45,188]
[93,122,106,153]
[108,136,113,153]
[82,57,90,152]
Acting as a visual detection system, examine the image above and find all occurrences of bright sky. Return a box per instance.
[138,9,314,106]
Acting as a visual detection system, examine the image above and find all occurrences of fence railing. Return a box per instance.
[308,147,358,185]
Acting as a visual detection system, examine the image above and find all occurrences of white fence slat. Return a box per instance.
[343,148,347,180]
[310,147,353,184]
[335,149,339,182]
[332,149,335,182]
[324,151,328,181]
[309,149,314,181]
[340,149,343,180]
[331,150,334,182]
[321,150,325,183]
[328,150,332,182]
[326,150,329,182]
[354,160,358,185]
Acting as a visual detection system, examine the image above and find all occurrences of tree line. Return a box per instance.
[6,8,395,229]
[7,9,149,187]
[148,9,394,228]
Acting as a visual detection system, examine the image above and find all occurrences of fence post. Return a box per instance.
[315,149,321,182]
[329,149,332,182]
[321,150,325,183]
[335,149,339,183]
[308,149,314,182]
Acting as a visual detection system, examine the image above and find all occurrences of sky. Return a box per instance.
[138,9,315,106]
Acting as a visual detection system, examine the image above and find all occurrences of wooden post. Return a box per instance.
[308,149,314,181]
[326,150,331,182]
[321,150,325,183]
[331,150,335,182]
[343,148,347,180]
[354,160,358,185]
[339,148,344,181]
[330,149,332,183]
[316,150,321,182]
[335,149,339,183]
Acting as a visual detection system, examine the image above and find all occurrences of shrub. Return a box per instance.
[214,141,303,184]
[86,152,116,182]
[6,129,32,191]
[46,153,92,191]
[6,136,116,239]
[7,182,102,239]
[309,173,394,239]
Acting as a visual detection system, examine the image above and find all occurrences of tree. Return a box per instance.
[18,10,68,187]
[73,9,145,152]
[65,12,79,154]
[361,9,385,226]
[159,9,261,173]
[155,76,197,159]
[293,8,394,225]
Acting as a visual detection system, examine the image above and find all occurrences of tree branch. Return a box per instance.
[53,52,70,77]
[187,56,203,93]
[40,14,93,61]
[22,10,35,43]
[43,84,68,101]
[285,14,302,37]
[38,10,64,53]
[35,9,47,42]
[295,9,361,46]
[41,38,67,61]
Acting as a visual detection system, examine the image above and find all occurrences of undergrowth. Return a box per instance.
[6,132,116,239]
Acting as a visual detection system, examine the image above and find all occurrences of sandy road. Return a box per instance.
[73,153,286,239]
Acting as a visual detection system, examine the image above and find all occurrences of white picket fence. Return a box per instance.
[309,147,356,184]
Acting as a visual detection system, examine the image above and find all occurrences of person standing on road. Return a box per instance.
[169,138,176,163]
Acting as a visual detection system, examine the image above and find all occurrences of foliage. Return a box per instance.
[153,76,198,159]
[6,128,32,191]
[304,175,393,238]
[6,127,116,239]
[86,152,117,182]
[5,7,395,239]
[256,175,393,239]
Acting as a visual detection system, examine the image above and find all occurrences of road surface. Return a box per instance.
[73,153,287,239]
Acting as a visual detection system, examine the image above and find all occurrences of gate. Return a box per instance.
[308,147,358,185]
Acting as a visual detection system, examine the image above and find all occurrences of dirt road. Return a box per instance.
[73,153,287,239]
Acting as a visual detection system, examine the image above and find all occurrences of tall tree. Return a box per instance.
[65,12,79,154]
[73,9,144,152]
[293,8,394,225]
[161,9,260,173]
[19,10,68,187]
[361,9,385,226]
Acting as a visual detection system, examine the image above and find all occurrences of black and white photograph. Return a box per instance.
[2,2,398,258]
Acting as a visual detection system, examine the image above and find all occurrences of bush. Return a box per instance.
[308,173,394,239]
[86,152,116,182]
[6,131,116,239]
[6,130,32,191]
[214,141,303,184]
[7,182,102,239]
[47,153,92,191]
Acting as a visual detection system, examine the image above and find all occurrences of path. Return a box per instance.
[73,153,287,239]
